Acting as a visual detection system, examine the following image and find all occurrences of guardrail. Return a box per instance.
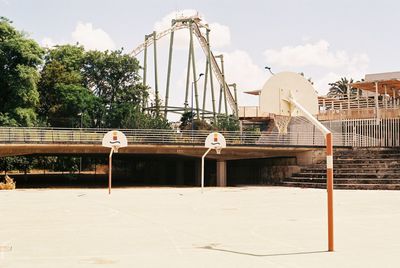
[0,127,371,147]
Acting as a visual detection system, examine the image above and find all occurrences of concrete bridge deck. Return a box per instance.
[0,127,351,160]
[0,143,322,160]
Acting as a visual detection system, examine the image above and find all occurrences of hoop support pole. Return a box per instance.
[201,147,212,193]
[326,132,334,251]
[108,147,114,195]
[288,96,334,252]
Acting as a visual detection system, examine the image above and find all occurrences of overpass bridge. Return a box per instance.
[0,127,360,187]
[0,127,357,160]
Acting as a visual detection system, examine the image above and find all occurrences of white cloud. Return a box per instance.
[313,72,341,95]
[41,22,116,51]
[264,40,369,69]
[72,22,116,51]
[207,22,231,48]
[41,37,56,48]
[153,9,231,49]
[217,50,269,106]
[264,40,370,95]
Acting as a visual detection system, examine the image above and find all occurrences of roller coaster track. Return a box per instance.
[130,16,237,116]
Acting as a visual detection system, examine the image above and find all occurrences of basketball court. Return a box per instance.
[1,187,399,267]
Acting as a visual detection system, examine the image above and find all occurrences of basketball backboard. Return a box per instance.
[259,72,318,116]
[102,130,128,150]
[205,132,226,151]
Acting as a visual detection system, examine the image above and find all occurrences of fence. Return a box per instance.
[290,117,400,147]
[0,127,365,148]
[1,120,396,148]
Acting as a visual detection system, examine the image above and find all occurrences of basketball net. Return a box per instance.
[215,146,222,155]
[112,145,120,153]
[273,115,292,134]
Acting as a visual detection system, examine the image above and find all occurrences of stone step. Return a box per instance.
[334,154,400,160]
[281,181,400,190]
[309,163,400,169]
[285,177,400,184]
[329,158,400,164]
[317,158,400,165]
[283,148,400,190]
[301,167,400,173]
[334,149,400,155]
[292,172,400,179]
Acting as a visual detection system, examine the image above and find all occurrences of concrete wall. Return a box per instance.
[228,157,300,185]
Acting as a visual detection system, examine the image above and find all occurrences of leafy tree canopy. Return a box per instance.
[327,77,360,99]
[0,17,44,126]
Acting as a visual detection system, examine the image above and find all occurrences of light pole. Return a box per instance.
[191,73,204,133]
[77,112,83,128]
[265,66,274,75]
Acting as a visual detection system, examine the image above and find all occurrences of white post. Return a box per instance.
[288,97,330,135]
[375,81,379,123]
[108,147,114,195]
[384,85,388,109]
[201,147,212,193]
[347,83,351,110]
[287,96,334,251]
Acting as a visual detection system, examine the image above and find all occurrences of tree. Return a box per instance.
[216,116,240,131]
[327,77,360,99]
[83,49,145,105]
[0,17,44,126]
[38,45,88,126]
[53,84,99,127]
[38,45,169,129]
[179,111,195,129]
[83,49,166,129]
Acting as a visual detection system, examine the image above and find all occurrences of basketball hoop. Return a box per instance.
[273,114,292,134]
[112,145,120,153]
[202,132,227,193]
[102,130,128,195]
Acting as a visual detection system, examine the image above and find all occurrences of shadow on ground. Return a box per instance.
[199,245,327,257]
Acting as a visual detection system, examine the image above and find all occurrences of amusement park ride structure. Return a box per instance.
[130,14,238,121]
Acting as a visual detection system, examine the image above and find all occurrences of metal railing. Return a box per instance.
[319,96,400,112]
[0,127,365,148]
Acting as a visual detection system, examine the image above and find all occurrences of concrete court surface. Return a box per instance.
[0,187,399,267]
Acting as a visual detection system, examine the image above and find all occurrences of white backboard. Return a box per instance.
[205,132,226,149]
[259,72,318,116]
[102,130,128,148]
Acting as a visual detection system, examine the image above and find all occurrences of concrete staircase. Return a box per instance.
[282,148,400,190]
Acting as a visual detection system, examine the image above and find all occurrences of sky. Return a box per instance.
[2,0,400,114]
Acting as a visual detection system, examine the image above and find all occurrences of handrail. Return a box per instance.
[0,127,369,148]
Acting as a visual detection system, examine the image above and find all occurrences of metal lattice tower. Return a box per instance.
[130,14,238,121]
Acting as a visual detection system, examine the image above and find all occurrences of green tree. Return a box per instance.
[179,111,195,129]
[0,17,44,126]
[39,45,168,129]
[83,49,145,105]
[83,49,167,129]
[54,84,99,127]
[216,116,240,131]
[327,77,360,99]
[38,45,88,126]
[179,112,212,130]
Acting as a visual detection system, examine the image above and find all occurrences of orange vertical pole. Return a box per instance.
[326,133,334,251]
